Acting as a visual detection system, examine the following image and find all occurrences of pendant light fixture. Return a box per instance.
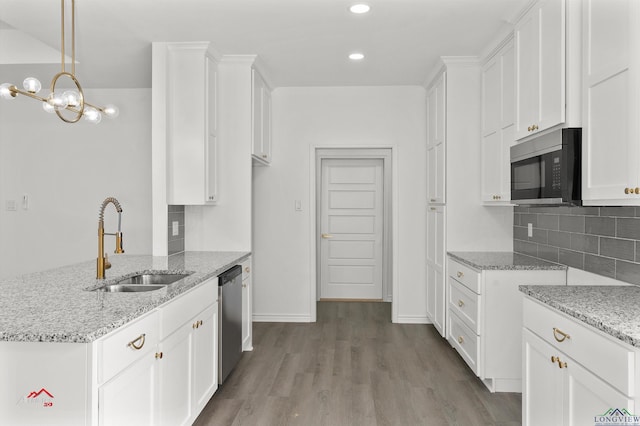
[0,0,118,124]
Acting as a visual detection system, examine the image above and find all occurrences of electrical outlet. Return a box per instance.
[295,200,302,211]
[172,221,179,236]
[527,223,533,238]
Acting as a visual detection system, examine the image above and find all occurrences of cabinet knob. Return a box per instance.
[193,320,203,329]
[458,300,464,308]
[457,271,464,278]
[430,198,436,202]
[625,187,631,194]
[635,188,639,195]
[245,266,250,273]
[127,334,146,350]
[533,124,538,130]
[262,154,268,159]
[527,126,532,132]
[155,352,163,359]
[458,336,464,344]
[551,355,558,363]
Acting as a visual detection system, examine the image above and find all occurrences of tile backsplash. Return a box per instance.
[514,206,640,285]
[168,205,185,255]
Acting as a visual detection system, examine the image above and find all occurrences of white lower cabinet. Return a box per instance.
[446,257,566,392]
[241,258,253,351]
[99,352,157,426]
[523,296,637,426]
[98,278,219,426]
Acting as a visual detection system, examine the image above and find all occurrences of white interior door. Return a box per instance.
[320,158,383,300]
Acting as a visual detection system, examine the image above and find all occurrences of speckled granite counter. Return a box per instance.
[0,251,250,343]
[448,251,567,271]
[520,285,640,348]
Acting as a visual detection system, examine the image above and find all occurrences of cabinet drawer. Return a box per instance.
[523,297,635,396]
[448,277,480,334]
[449,313,480,375]
[241,258,251,281]
[447,258,481,294]
[161,278,218,339]
[97,310,159,384]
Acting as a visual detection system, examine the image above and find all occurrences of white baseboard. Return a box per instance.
[396,315,430,324]
[252,314,312,323]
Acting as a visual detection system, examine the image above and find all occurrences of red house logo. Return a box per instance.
[17,387,55,408]
[26,388,54,399]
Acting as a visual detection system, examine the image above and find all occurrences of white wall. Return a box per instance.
[184,57,254,252]
[0,89,152,278]
[252,86,427,322]
[444,62,514,251]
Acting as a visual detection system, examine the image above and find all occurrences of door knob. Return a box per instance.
[321,233,333,239]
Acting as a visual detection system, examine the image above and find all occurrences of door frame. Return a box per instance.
[310,146,398,323]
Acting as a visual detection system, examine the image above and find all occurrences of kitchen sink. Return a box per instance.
[92,272,192,292]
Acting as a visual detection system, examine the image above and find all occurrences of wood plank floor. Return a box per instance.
[194,302,521,426]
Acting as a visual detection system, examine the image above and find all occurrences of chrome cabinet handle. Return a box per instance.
[128,334,146,350]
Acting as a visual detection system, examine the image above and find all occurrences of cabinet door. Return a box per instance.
[242,263,253,351]
[523,329,563,426]
[515,5,540,140]
[564,357,634,426]
[206,135,218,203]
[99,354,156,426]
[252,71,264,159]
[482,57,500,137]
[582,0,640,204]
[157,325,192,426]
[515,0,565,140]
[205,57,218,204]
[193,303,218,414]
[426,72,446,203]
[426,206,445,337]
[261,88,272,163]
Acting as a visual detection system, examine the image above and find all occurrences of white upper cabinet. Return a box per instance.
[582,0,640,205]
[164,42,219,205]
[481,38,515,204]
[252,68,272,165]
[515,0,565,140]
[426,71,446,204]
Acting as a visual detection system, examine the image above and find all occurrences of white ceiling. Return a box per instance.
[0,0,530,89]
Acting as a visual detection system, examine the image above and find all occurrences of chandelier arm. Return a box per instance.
[9,86,48,103]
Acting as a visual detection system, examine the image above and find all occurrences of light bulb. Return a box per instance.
[48,92,69,109]
[63,90,81,109]
[23,77,42,94]
[83,106,102,124]
[42,102,55,113]
[103,104,119,118]
[0,83,15,100]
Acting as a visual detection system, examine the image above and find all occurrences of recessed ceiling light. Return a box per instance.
[349,53,365,61]
[349,4,371,14]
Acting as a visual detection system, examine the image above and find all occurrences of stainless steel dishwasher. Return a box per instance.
[218,265,243,384]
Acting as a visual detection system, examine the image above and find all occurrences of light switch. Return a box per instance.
[295,200,302,211]
[22,194,29,210]
[172,221,179,236]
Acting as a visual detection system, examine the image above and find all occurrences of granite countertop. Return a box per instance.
[448,251,567,271]
[520,285,640,348]
[0,251,250,344]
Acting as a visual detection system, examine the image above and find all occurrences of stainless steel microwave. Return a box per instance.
[510,128,582,206]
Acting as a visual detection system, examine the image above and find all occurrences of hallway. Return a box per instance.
[194,302,521,425]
